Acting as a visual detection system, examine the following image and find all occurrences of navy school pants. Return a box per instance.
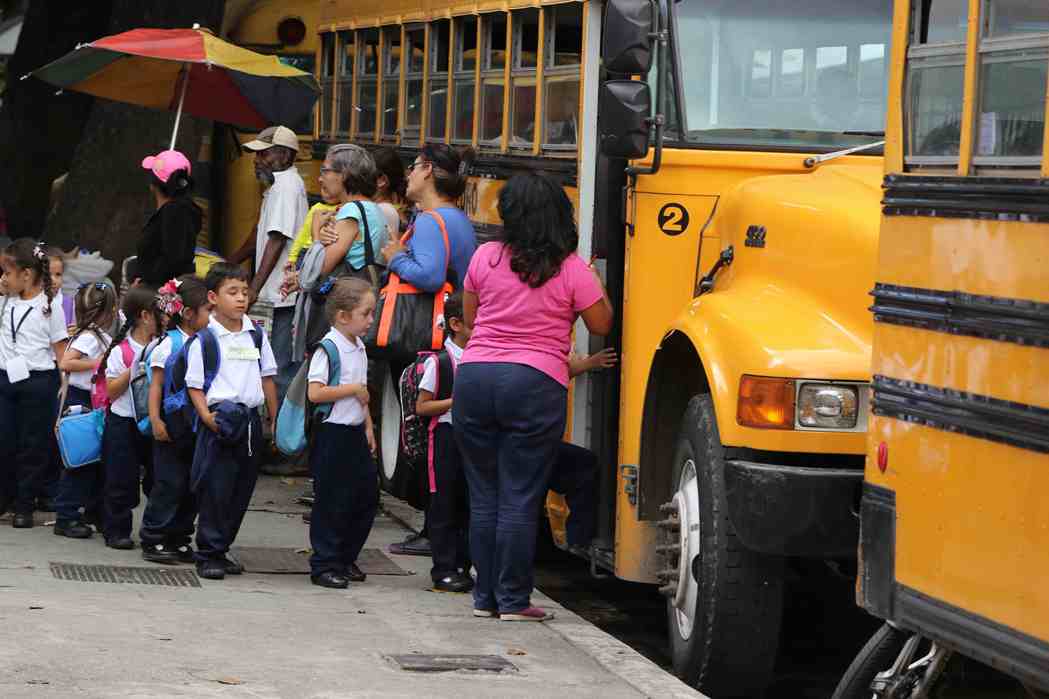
[453,362,567,614]
[428,423,470,581]
[309,421,379,577]
[0,369,60,515]
[54,386,104,525]
[191,410,262,561]
[549,442,598,549]
[139,433,197,547]
[102,412,152,540]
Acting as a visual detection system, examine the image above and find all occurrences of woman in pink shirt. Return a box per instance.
[453,174,613,622]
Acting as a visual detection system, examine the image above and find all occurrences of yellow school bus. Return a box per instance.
[317,0,893,694]
[835,2,1049,697]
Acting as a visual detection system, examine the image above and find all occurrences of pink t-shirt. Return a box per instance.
[461,242,604,387]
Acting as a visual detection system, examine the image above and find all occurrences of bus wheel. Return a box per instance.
[658,394,784,697]
[376,366,402,492]
[832,624,952,699]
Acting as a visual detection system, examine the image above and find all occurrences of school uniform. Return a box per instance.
[186,315,277,563]
[0,293,67,517]
[308,328,378,579]
[102,335,152,542]
[419,338,470,583]
[139,328,197,551]
[54,329,111,528]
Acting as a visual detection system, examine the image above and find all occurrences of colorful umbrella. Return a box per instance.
[26,25,319,148]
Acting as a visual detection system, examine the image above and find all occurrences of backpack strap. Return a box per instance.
[435,350,454,402]
[198,328,221,395]
[119,338,134,369]
[318,338,341,386]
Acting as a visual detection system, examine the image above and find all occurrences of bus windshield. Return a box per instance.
[672,0,893,151]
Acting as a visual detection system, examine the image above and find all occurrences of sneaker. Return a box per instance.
[105,536,134,550]
[222,556,244,575]
[196,559,226,580]
[142,544,180,564]
[53,520,93,539]
[388,534,431,557]
[433,574,474,594]
[500,606,555,622]
[173,544,196,564]
[472,608,498,618]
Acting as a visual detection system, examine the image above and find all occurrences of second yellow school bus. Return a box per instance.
[312,0,894,694]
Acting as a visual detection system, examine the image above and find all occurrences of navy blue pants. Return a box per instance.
[54,386,104,526]
[309,422,378,577]
[0,369,60,515]
[139,434,197,547]
[192,410,261,561]
[428,423,470,581]
[102,413,152,540]
[549,442,598,548]
[453,362,567,614]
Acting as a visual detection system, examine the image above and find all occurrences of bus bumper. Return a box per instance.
[723,460,862,558]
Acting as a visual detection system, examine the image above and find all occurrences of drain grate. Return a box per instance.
[50,562,201,588]
[386,654,518,673]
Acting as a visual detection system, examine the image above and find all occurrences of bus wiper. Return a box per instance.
[843,130,885,136]
[803,140,885,168]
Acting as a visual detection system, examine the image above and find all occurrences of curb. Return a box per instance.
[379,494,706,699]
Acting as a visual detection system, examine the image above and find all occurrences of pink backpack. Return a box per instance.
[91,340,134,410]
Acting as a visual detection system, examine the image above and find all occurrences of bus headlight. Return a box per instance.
[797,383,858,429]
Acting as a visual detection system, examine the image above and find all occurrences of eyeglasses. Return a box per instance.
[406,160,430,175]
[319,166,338,174]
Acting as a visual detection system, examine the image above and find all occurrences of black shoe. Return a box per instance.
[311,571,349,589]
[105,536,134,550]
[35,497,55,512]
[12,512,33,529]
[222,556,244,575]
[173,544,195,564]
[433,573,474,593]
[196,559,226,580]
[301,512,311,524]
[347,563,366,582]
[54,520,93,539]
[388,534,431,556]
[142,544,180,564]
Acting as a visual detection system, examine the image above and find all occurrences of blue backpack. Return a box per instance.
[162,325,263,441]
[134,330,186,436]
[275,338,340,457]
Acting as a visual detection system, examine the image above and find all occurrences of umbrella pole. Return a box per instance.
[169,64,189,150]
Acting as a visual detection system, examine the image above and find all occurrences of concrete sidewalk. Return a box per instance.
[0,476,702,698]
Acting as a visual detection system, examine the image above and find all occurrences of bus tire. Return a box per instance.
[831,623,909,699]
[374,362,402,493]
[662,394,784,697]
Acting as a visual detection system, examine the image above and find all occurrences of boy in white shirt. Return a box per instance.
[306,277,378,589]
[186,263,278,580]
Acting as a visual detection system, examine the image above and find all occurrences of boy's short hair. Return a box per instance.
[444,290,463,325]
[324,277,374,324]
[205,261,250,292]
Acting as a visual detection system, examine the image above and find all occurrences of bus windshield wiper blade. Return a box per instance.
[803,140,885,168]
[843,130,885,136]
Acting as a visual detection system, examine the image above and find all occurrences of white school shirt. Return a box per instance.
[255,167,307,309]
[66,329,111,391]
[185,315,277,408]
[419,338,463,426]
[105,335,145,418]
[308,328,368,426]
[149,328,189,371]
[0,292,69,372]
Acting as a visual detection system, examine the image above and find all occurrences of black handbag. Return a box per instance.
[364,210,453,365]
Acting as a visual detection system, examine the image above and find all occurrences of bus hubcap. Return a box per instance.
[380,371,400,481]
[658,459,701,641]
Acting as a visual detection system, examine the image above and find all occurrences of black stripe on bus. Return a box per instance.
[871,376,1049,454]
[870,283,1049,348]
[882,174,1049,222]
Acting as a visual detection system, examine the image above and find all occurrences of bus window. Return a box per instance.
[859,43,886,99]
[749,49,772,98]
[403,27,425,142]
[542,3,583,149]
[511,9,539,148]
[480,14,507,148]
[320,33,335,137]
[357,29,380,140]
[382,27,403,140]
[984,1,1049,38]
[428,19,451,141]
[921,0,968,44]
[453,16,478,143]
[335,31,354,135]
[549,3,582,66]
[906,2,968,162]
[779,49,805,97]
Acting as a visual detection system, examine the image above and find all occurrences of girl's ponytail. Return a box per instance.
[94,286,160,385]
[32,243,54,317]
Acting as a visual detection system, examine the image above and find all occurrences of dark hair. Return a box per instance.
[150,170,194,199]
[420,144,474,200]
[168,274,208,331]
[96,286,161,386]
[73,282,118,336]
[372,146,406,199]
[4,238,55,315]
[497,173,579,288]
[443,290,463,338]
[204,262,250,292]
[325,277,374,324]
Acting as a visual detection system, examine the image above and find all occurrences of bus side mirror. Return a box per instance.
[602,0,655,74]
[599,80,651,159]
